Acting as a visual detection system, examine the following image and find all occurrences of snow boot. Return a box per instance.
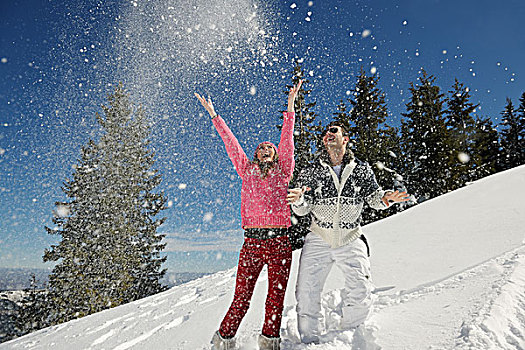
[258,334,281,350]
[211,330,236,350]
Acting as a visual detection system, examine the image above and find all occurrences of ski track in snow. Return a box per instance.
[92,310,194,349]
[215,277,234,286]
[164,315,191,330]
[91,329,115,346]
[173,290,199,307]
[370,245,525,350]
[112,323,167,350]
[454,248,525,350]
[85,314,130,334]
[198,295,220,305]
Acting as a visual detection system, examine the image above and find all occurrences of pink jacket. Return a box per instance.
[212,112,295,228]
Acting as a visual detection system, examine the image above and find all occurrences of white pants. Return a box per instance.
[295,232,372,343]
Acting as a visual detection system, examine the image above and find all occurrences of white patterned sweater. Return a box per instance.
[292,157,389,248]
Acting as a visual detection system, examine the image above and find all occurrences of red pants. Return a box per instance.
[219,235,292,338]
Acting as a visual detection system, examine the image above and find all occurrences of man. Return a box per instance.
[287,122,409,344]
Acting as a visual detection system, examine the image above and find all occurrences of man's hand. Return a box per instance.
[382,190,411,207]
[194,93,217,119]
[287,186,311,204]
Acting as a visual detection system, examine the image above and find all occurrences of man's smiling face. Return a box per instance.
[322,126,348,149]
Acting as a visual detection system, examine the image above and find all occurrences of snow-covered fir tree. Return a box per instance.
[499,96,524,170]
[43,84,167,324]
[470,116,500,180]
[338,69,404,223]
[347,69,388,159]
[333,99,351,136]
[12,275,49,338]
[347,69,401,186]
[516,92,525,165]
[444,79,478,190]
[401,70,450,202]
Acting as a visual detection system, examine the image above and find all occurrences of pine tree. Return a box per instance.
[1,295,21,342]
[348,69,387,154]
[444,79,478,190]
[347,69,401,186]
[43,83,167,324]
[339,69,404,223]
[470,116,499,180]
[13,275,50,337]
[333,99,351,136]
[517,92,525,165]
[500,96,525,170]
[401,70,450,201]
[381,124,406,190]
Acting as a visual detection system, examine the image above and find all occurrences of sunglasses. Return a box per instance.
[322,126,341,136]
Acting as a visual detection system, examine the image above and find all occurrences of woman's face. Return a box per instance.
[256,144,276,163]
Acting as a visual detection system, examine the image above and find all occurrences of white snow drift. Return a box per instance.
[2,165,524,349]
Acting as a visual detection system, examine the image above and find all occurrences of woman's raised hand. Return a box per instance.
[194,93,218,119]
[287,79,303,112]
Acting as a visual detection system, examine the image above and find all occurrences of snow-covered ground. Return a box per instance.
[1,165,524,350]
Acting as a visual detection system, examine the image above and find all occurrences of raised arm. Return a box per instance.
[195,93,249,178]
[287,80,303,114]
[278,80,303,178]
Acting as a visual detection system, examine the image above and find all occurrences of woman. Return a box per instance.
[195,80,302,350]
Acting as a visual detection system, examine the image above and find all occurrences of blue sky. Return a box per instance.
[1,0,524,273]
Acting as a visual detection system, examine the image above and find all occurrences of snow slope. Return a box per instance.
[2,165,524,350]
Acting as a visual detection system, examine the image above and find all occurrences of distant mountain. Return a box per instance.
[0,268,50,291]
[162,271,210,287]
[0,268,208,291]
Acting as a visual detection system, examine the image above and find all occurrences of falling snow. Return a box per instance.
[361,29,371,38]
